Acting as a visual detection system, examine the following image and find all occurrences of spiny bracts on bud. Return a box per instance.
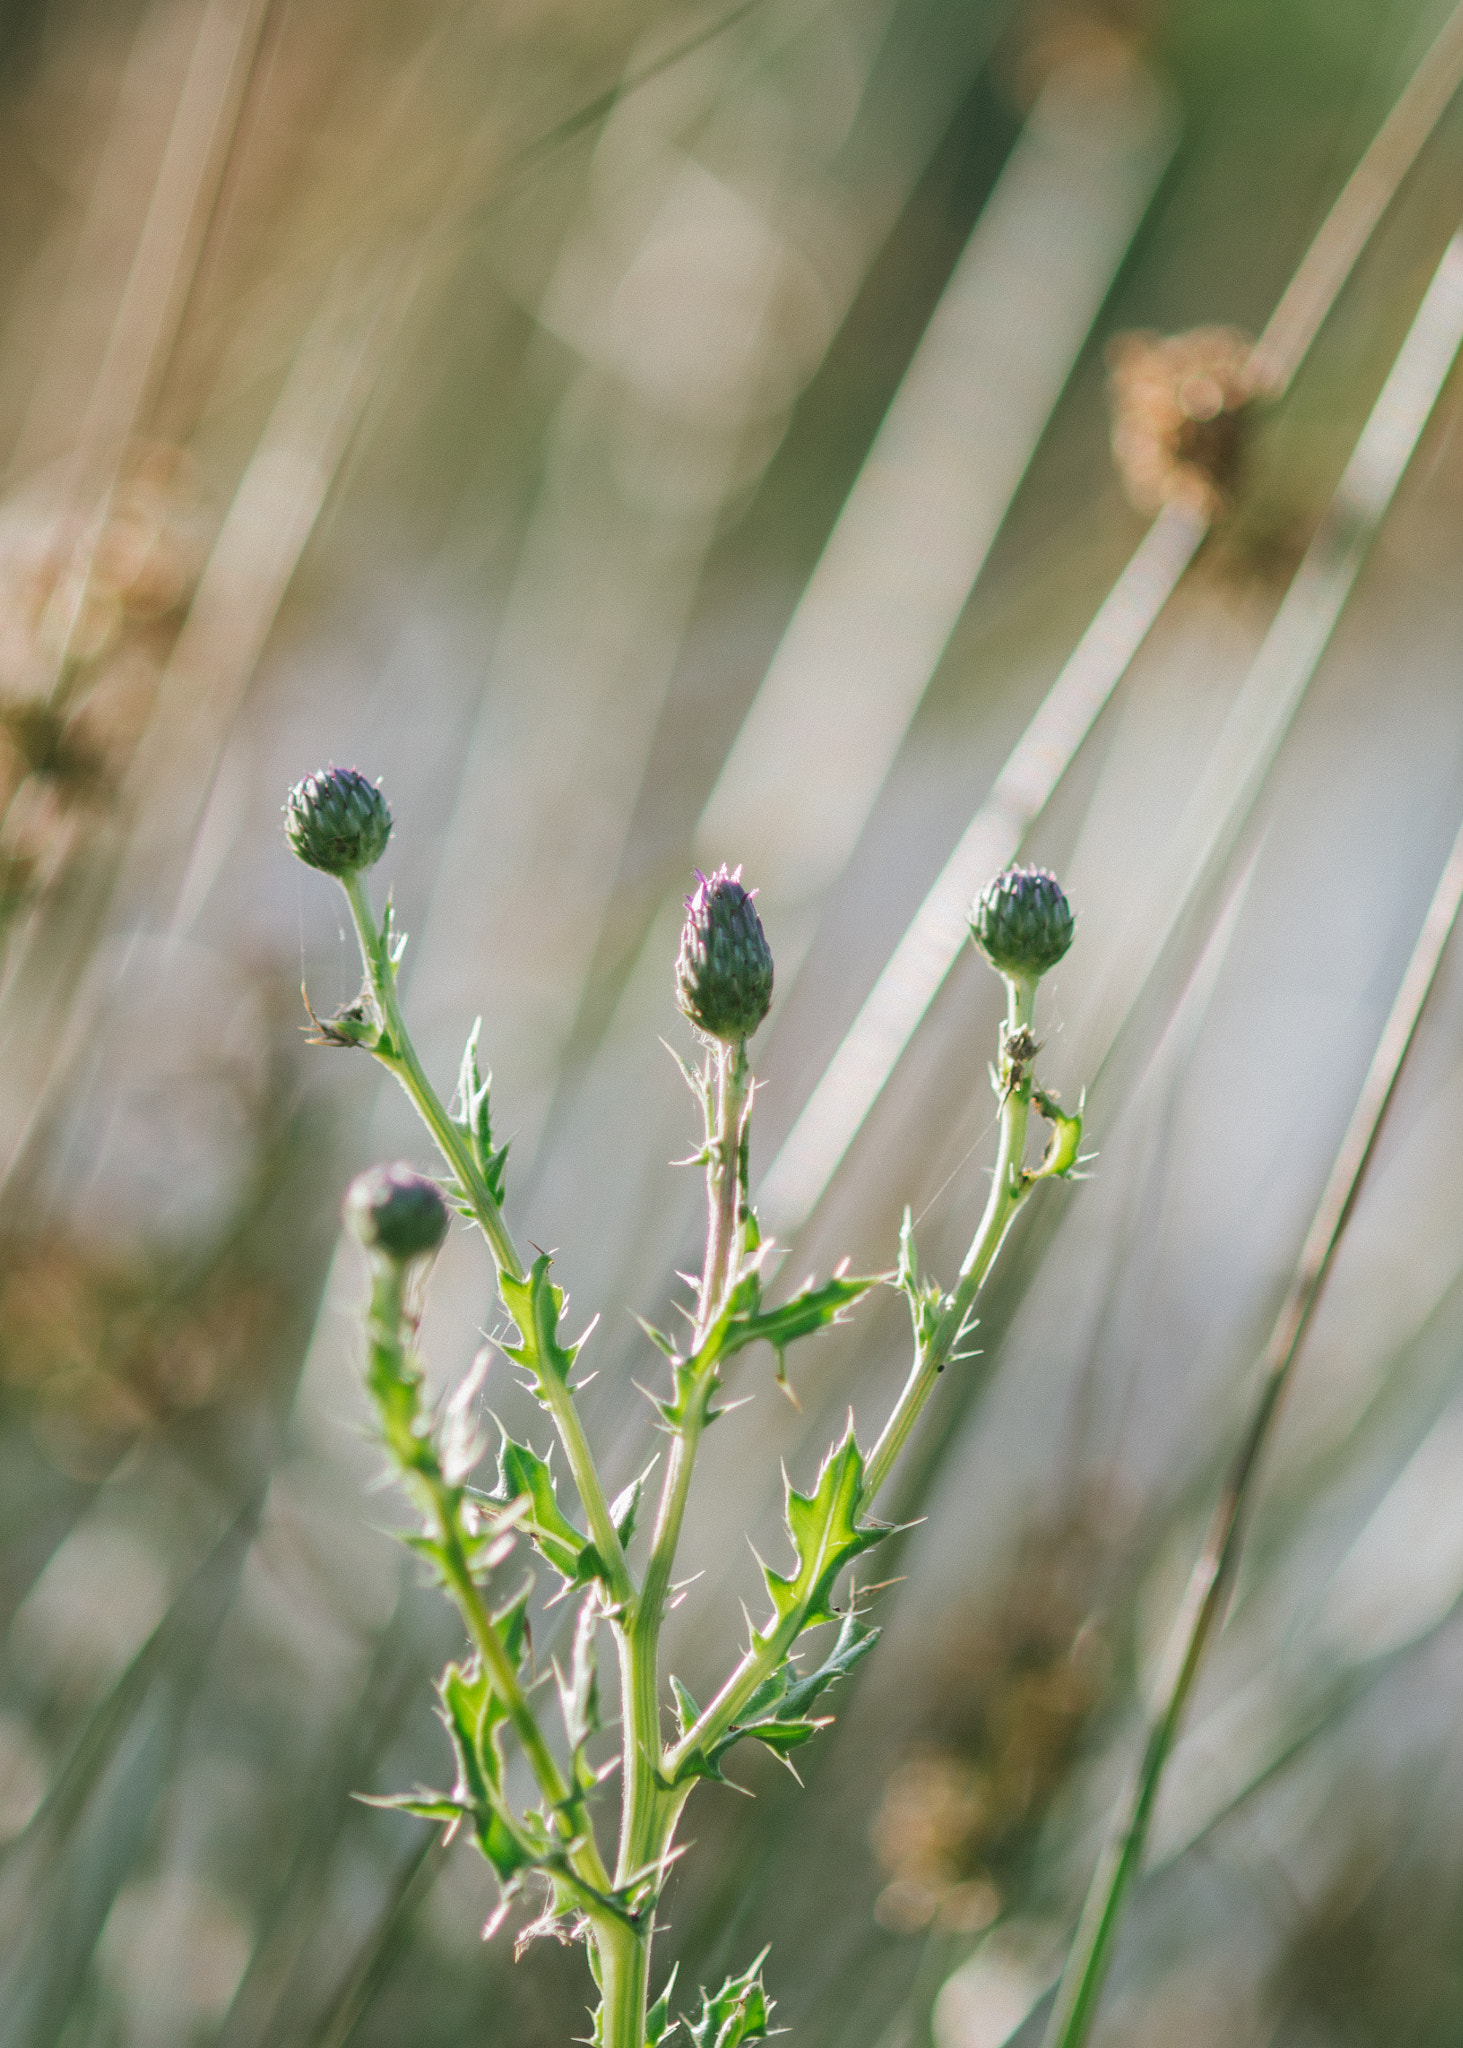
[675,865,774,1043]
[344,1164,449,1262]
[970,866,1074,982]
[284,766,391,876]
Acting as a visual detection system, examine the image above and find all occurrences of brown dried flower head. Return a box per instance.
[1106,324,1256,517]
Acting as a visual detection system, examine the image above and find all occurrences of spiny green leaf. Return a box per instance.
[758,1419,887,1638]
[690,1240,876,1384]
[556,1591,601,1788]
[897,1208,946,1350]
[354,1790,468,1825]
[455,1018,510,1205]
[647,1964,681,2045]
[718,1271,873,1362]
[774,1608,879,1721]
[702,1612,880,1772]
[634,1312,679,1359]
[686,1951,773,2048]
[670,1675,702,1740]
[611,1455,657,1551]
[499,1251,580,1391]
[487,1433,590,1585]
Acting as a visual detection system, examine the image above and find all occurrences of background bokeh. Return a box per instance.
[1,0,1463,2043]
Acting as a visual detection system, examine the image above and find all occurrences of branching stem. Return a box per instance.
[365,1261,612,1898]
[609,1039,753,2041]
[665,975,1042,1782]
[340,871,632,1605]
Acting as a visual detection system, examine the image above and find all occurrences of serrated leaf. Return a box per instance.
[758,1420,887,1638]
[633,1312,679,1359]
[556,1590,601,1787]
[647,1964,681,2045]
[488,1434,594,1587]
[440,1345,492,1485]
[686,1952,773,2048]
[610,1455,657,1551]
[773,1608,879,1722]
[499,1252,580,1391]
[670,1675,701,1739]
[897,1207,945,1349]
[438,1659,532,1884]
[354,1790,469,1824]
[702,1613,880,1772]
[720,1272,873,1361]
[455,1018,510,1205]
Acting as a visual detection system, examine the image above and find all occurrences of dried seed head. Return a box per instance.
[284,766,391,876]
[1106,325,1256,516]
[970,866,1074,982]
[344,1164,449,1263]
[675,865,774,1043]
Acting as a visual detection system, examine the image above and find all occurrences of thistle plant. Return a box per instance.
[287,766,1085,2048]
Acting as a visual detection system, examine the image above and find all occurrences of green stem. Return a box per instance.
[695,1040,751,1348]
[667,978,1040,1781]
[341,871,521,1277]
[593,1913,652,2048]
[606,1040,753,2041]
[863,974,1036,1501]
[341,871,634,1607]
[365,1261,612,1897]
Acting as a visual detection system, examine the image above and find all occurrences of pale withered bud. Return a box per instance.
[284,766,391,876]
[971,866,1074,982]
[344,1164,449,1263]
[675,865,774,1043]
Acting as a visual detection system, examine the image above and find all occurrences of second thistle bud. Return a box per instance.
[675,865,774,1043]
[344,1164,449,1263]
[284,766,391,877]
[971,866,1074,982]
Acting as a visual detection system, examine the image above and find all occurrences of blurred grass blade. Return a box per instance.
[759,44,1463,1236]
[14,0,270,487]
[217,1586,426,2048]
[697,51,1177,921]
[1040,799,1463,2048]
[306,1839,447,2048]
[1075,229,1463,1074]
[0,1500,260,2048]
[1250,0,1463,395]
[757,498,1207,1235]
[0,251,417,1199]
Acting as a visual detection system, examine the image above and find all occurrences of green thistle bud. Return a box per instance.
[970,866,1074,981]
[284,766,391,876]
[344,1164,449,1262]
[675,865,774,1043]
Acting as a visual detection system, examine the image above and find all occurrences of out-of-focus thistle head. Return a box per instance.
[284,766,391,876]
[344,1164,449,1263]
[675,865,774,1043]
[970,866,1074,982]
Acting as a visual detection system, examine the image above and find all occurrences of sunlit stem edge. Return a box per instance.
[339,869,633,1606]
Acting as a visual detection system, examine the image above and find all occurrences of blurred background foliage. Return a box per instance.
[0,0,1461,2043]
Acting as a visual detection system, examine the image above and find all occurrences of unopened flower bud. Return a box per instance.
[971,866,1074,982]
[344,1164,449,1262]
[675,865,774,1043]
[284,766,391,876]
